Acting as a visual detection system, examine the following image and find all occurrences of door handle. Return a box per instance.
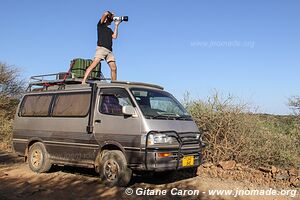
[95,119,101,123]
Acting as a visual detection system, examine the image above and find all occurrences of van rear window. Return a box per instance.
[52,93,91,117]
[20,95,52,117]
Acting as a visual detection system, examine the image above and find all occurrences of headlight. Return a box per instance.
[195,133,201,140]
[145,133,178,145]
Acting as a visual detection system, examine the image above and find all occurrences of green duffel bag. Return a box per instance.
[70,58,101,79]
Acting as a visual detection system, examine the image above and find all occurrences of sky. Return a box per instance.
[1,0,299,114]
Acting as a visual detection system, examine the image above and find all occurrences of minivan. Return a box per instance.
[12,80,205,186]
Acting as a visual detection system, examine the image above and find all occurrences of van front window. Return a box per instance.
[130,88,192,120]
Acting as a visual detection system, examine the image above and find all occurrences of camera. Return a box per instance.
[113,16,128,22]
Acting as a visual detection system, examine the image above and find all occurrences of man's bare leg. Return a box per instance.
[108,61,117,81]
[82,58,101,84]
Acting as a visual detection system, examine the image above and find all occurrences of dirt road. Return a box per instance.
[0,151,298,200]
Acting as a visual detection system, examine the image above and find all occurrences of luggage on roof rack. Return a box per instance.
[27,58,109,91]
[70,58,101,79]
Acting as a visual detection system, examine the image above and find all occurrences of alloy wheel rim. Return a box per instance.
[31,149,43,168]
[104,160,119,181]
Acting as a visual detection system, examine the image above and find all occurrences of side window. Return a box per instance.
[52,92,91,117]
[20,95,53,117]
[99,88,133,115]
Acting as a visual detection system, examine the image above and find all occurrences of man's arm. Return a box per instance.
[112,20,121,39]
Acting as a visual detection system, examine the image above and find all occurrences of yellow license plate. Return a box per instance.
[182,156,194,167]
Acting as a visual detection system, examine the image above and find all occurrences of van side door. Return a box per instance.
[93,88,142,164]
[46,91,98,164]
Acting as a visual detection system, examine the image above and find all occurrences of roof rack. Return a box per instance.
[27,72,110,92]
[28,72,81,87]
[27,58,110,92]
[27,72,81,92]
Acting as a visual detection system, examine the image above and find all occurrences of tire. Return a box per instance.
[99,150,132,187]
[28,142,52,173]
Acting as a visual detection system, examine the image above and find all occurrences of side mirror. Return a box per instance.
[122,105,138,117]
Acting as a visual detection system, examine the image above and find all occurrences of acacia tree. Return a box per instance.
[288,96,300,115]
[0,63,24,95]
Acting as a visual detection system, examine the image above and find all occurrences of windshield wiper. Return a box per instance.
[145,113,191,120]
[150,113,179,120]
[175,115,193,121]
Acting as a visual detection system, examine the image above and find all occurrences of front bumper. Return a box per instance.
[128,131,205,171]
[145,147,202,171]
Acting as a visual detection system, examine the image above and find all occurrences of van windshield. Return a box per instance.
[130,88,192,120]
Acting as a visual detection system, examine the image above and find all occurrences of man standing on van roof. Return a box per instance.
[82,11,121,84]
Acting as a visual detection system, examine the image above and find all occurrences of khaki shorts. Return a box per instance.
[94,46,115,62]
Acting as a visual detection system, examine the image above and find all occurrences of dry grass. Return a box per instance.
[186,93,300,169]
[0,62,24,151]
[0,98,17,151]
[0,97,19,151]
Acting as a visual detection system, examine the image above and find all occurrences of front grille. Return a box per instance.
[181,144,201,150]
[177,132,199,144]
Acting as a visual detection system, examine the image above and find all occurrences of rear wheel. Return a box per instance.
[28,142,52,173]
[99,150,132,187]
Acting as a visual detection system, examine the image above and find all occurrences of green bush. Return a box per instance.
[186,92,300,168]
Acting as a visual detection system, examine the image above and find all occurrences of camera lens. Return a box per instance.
[122,16,128,21]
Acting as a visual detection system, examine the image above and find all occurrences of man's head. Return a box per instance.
[103,11,114,25]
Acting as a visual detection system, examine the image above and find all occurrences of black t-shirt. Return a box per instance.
[97,21,113,51]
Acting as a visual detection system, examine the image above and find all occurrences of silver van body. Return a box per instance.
[12,81,204,185]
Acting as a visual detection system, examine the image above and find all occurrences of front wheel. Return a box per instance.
[28,142,52,173]
[99,150,132,187]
